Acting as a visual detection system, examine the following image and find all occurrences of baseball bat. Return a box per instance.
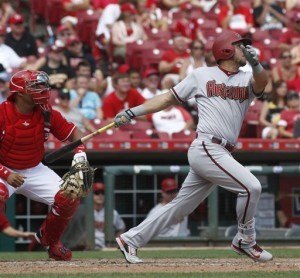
[44,122,116,163]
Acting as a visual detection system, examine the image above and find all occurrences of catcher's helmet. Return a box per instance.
[0,183,8,210]
[9,70,51,105]
[212,31,252,64]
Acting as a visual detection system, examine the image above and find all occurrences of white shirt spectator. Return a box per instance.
[0,44,26,72]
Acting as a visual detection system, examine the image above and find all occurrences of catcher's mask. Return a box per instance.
[9,70,51,106]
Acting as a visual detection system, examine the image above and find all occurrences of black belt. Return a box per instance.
[196,134,235,153]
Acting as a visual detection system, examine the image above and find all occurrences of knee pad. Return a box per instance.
[0,183,8,210]
[52,190,80,218]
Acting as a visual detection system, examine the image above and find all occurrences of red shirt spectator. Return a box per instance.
[61,0,91,17]
[218,0,254,32]
[102,72,145,119]
[91,0,118,10]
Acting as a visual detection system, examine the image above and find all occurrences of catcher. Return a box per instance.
[0,70,95,260]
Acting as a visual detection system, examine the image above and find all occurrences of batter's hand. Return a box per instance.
[114,109,134,127]
[7,173,26,188]
[240,45,259,67]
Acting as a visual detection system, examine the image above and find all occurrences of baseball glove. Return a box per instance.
[60,160,96,199]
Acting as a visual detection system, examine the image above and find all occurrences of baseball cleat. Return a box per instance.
[35,229,72,261]
[231,242,273,262]
[116,236,143,264]
[48,242,72,261]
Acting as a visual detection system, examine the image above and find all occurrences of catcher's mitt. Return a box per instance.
[60,160,96,199]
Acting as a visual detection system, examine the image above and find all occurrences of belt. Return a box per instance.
[196,134,235,153]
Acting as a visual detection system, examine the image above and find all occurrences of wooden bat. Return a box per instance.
[44,122,116,163]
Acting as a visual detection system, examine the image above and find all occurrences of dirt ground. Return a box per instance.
[1,258,300,274]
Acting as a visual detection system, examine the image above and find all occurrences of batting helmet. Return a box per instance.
[212,31,252,64]
[9,70,51,106]
[0,183,8,210]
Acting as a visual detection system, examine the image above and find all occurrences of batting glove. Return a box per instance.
[240,45,263,73]
[72,152,87,179]
[114,109,135,127]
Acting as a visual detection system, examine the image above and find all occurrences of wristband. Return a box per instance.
[75,144,86,154]
[0,165,11,181]
[252,63,263,74]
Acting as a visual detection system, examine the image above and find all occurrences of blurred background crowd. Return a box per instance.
[0,0,299,140]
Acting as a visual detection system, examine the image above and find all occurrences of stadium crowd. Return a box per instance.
[0,0,299,139]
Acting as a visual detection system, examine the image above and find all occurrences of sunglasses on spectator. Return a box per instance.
[94,190,104,195]
[281,55,292,59]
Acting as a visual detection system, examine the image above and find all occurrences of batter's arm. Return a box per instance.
[114,91,178,127]
[251,67,268,96]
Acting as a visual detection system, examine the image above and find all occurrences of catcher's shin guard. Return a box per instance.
[37,190,80,246]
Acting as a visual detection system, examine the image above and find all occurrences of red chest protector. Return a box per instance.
[0,102,47,169]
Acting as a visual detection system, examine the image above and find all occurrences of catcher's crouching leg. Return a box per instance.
[36,190,80,261]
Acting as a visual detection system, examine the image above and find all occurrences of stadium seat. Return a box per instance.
[125,41,157,70]
[75,10,102,48]
[119,120,154,132]
[90,119,113,129]
[131,129,170,140]
[45,0,65,26]
[93,129,131,141]
[141,48,163,71]
[30,0,46,30]
[144,29,172,42]
[240,100,263,138]
[171,130,196,141]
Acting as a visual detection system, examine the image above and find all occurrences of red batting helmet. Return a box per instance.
[9,70,51,106]
[0,183,8,210]
[212,31,252,64]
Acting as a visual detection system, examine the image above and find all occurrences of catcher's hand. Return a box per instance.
[60,160,96,199]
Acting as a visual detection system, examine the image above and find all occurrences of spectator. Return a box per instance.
[158,0,187,10]
[92,0,119,12]
[190,0,217,12]
[147,178,190,237]
[271,50,300,92]
[158,34,190,89]
[136,0,169,32]
[286,0,300,11]
[0,70,10,103]
[68,60,104,94]
[149,104,195,136]
[128,68,143,93]
[259,80,288,139]
[252,0,288,31]
[218,0,254,32]
[141,67,162,99]
[5,14,39,61]
[65,35,97,73]
[93,182,126,250]
[111,2,148,62]
[102,71,146,120]
[173,2,207,44]
[0,1,15,27]
[69,74,103,120]
[0,25,26,72]
[278,12,300,52]
[56,24,75,45]
[61,0,91,17]
[39,40,76,90]
[53,88,97,133]
[179,39,206,81]
[278,91,300,138]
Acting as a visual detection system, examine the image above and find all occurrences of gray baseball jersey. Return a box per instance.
[171,66,255,144]
[122,66,262,249]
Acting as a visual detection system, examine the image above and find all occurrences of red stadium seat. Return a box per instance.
[90,119,113,129]
[75,10,102,48]
[131,129,170,140]
[93,129,131,141]
[119,120,154,132]
[141,48,163,71]
[45,0,65,26]
[240,100,263,138]
[171,130,196,141]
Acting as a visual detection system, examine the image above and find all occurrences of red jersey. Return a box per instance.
[0,211,10,231]
[0,100,76,169]
[91,0,118,9]
[161,49,190,74]
[279,110,300,135]
[102,89,146,119]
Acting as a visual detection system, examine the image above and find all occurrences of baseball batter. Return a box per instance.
[0,70,88,260]
[114,31,273,263]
